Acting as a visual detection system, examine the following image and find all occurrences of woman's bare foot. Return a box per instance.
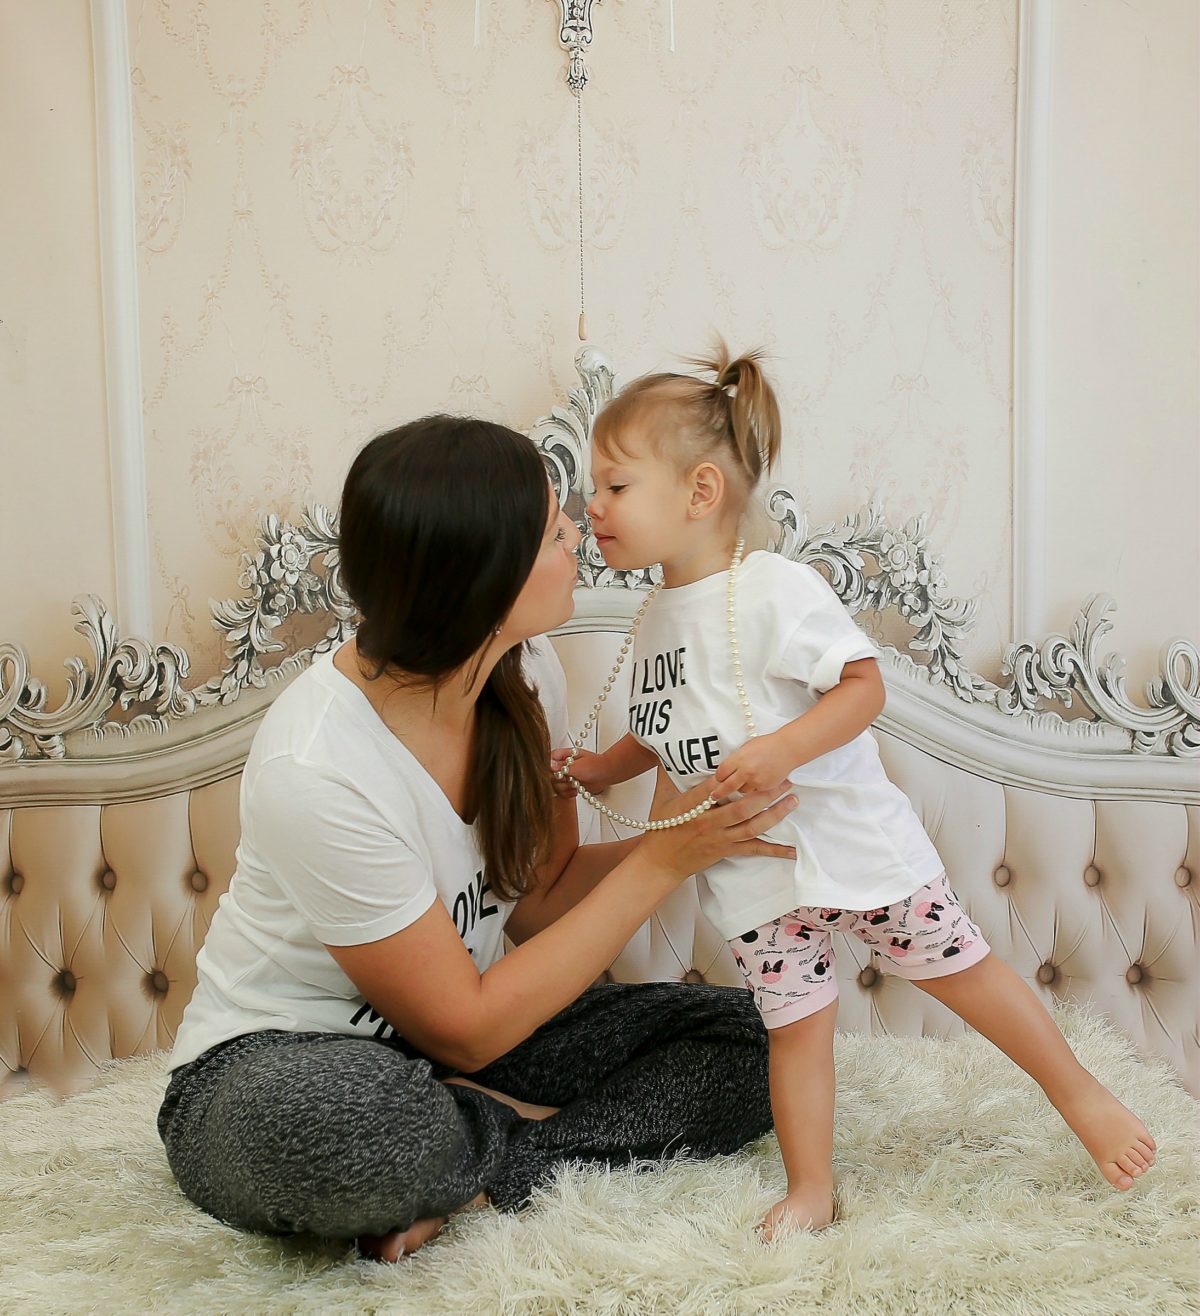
[757,1184,836,1242]
[357,1080,561,1263]
[444,1076,560,1121]
[357,1191,489,1263]
[1057,1077,1157,1190]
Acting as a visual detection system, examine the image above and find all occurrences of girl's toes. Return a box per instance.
[1108,1164,1135,1190]
[1137,1137,1157,1163]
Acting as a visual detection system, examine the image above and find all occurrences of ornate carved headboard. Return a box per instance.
[2,348,1197,1097]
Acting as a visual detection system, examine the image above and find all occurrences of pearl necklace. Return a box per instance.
[555,538,758,831]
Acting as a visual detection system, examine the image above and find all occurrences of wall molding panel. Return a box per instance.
[1012,0,1053,644]
[90,0,153,642]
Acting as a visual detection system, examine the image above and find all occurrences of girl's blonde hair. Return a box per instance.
[592,340,782,504]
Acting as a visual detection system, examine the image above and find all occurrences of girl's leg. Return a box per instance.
[463,980,773,1210]
[760,999,838,1240]
[728,911,841,1237]
[158,1030,528,1249]
[911,954,1157,1189]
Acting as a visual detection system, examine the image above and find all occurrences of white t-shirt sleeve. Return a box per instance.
[246,757,439,947]
[770,563,880,693]
[524,633,571,750]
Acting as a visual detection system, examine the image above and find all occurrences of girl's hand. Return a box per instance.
[550,747,612,799]
[637,775,798,881]
[710,732,799,802]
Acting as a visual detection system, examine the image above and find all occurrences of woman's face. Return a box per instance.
[500,485,581,643]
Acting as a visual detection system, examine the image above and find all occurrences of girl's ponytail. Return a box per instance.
[692,340,782,487]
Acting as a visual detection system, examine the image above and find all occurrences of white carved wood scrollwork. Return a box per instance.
[1,347,1196,766]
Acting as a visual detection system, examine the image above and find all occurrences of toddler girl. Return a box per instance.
[553,344,1156,1239]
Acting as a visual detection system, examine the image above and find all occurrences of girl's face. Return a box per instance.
[501,485,581,641]
[586,431,692,571]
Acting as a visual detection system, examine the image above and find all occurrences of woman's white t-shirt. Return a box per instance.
[629,551,944,939]
[170,637,569,1071]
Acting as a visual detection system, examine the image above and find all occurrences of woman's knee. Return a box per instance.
[171,1038,474,1237]
[672,982,770,1049]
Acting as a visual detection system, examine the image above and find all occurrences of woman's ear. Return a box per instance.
[687,461,725,519]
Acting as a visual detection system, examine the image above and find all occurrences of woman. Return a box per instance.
[158,416,799,1261]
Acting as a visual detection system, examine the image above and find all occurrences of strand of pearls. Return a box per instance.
[555,538,757,831]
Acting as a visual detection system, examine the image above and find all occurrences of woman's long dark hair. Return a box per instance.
[338,416,555,901]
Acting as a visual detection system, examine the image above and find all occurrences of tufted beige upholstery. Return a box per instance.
[0,776,241,1093]
[2,621,1197,1098]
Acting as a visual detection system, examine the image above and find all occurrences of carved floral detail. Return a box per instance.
[0,599,194,762]
[198,505,354,707]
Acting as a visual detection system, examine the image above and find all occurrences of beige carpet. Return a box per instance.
[1,1006,1197,1316]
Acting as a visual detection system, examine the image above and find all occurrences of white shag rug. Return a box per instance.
[1,1006,1197,1316]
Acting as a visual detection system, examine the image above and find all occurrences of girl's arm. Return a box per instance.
[710,657,886,800]
[550,732,659,797]
[326,777,798,1072]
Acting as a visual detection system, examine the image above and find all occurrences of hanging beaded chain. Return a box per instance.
[555,539,759,831]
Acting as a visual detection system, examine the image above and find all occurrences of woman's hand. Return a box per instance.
[636,774,798,881]
[550,746,612,799]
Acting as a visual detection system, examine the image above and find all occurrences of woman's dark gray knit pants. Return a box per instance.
[158,981,772,1241]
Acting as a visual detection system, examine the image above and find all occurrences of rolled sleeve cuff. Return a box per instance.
[809,633,880,694]
[311,885,439,947]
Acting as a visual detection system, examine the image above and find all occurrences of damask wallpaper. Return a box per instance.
[127,0,1018,680]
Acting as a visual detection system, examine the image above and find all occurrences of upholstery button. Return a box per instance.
[56,969,77,995]
[1036,963,1057,985]
[994,865,1011,888]
[683,969,706,985]
[1083,865,1101,887]
[149,970,170,996]
[7,872,23,895]
[1176,867,1193,888]
[1125,964,1145,985]
[99,869,117,891]
[857,966,878,989]
[190,870,209,893]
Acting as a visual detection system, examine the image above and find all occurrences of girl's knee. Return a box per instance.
[764,996,839,1042]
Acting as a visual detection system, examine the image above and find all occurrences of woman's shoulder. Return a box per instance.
[253,654,360,754]
[247,653,398,798]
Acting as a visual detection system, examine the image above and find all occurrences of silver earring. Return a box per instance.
[493,625,502,636]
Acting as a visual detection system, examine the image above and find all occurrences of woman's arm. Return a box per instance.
[505,827,640,944]
[512,761,697,941]
[326,778,798,1072]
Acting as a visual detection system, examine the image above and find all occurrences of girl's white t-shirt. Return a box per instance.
[629,551,944,938]
[169,637,569,1070]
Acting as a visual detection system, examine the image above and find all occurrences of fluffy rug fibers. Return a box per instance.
[1,1006,1196,1315]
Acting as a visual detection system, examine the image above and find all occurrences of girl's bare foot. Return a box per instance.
[1057,1077,1157,1190]
[357,1191,489,1263]
[758,1184,836,1242]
